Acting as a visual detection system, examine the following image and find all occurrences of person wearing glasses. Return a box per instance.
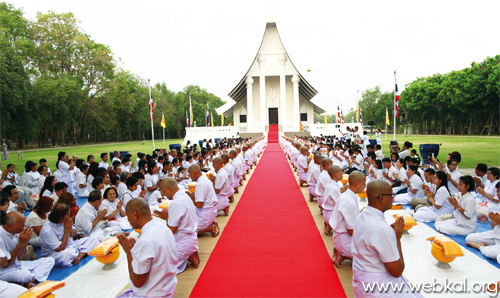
[352,179,421,297]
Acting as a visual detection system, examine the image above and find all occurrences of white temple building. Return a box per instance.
[223,22,324,134]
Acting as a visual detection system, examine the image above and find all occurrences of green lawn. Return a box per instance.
[2,139,183,175]
[375,134,500,168]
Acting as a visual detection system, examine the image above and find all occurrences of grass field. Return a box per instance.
[2,139,183,175]
[375,134,500,168]
[1,135,499,175]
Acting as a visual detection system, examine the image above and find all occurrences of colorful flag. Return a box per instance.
[186,110,189,127]
[221,112,224,126]
[205,104,210,127]
[337,104,341,124]
[160,112,166,128]
[189,94,193,126]
[360,108,363,126]
[386,107,390,125]
[324,108,327,125]
[149,96,154,123]
[395,78,400,118]
[340,107,345,125]
[211,111,214,127]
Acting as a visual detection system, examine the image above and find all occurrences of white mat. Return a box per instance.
[358,199,500,297]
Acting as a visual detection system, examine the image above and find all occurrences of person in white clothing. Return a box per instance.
[315,158,333,211]
[381,158,398,186]
[297,147,309,187]
[442,159,461,194]
[3,186,24,214]
[352,179,422,297]
[465,184,500,260]
[322,165,346,235]
[211,158,231,216]
[74,190,109,241]
[117,198,178,298]
[187,165,219,237]
[144,162,161,205]
[412,171,453,222]
[307,154,322,202]
[475,167,499,211]
[393,165,423,204]
[0,277,26,296]
[435,175,477,236]
[0,212,55,289]
[473,163,488,190]
[57,152,77,195]
[25,196,54,248]
[331,171,366,268]
[375,129,382,145]
[98,153,111,170]
[76,164,90,198]
[156,178,199,274]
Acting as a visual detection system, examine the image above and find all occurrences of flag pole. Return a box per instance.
[148,79,155,149]
[393,71,396,140]
[385,107,388,140]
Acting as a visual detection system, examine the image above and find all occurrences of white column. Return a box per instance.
[245,76,253,130]
[259,55,266,131]
[278,54,286,131]
[292,74,300,130]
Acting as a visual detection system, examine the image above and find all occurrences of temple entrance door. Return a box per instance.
[268,108,279,124]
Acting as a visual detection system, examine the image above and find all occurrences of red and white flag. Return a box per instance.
[395,78,400,118]
[205,104,210,127]
[337,104,341,124]
[360,108,363,126]
[149,96,154,123]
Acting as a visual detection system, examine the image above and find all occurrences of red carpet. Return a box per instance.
[268,124,279,143]
[190,143,346,298]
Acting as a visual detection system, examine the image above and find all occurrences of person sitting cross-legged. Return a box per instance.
[155,178,199,274]
[117,198,178,298]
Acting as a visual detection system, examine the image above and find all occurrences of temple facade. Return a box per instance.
[223,23,323,134]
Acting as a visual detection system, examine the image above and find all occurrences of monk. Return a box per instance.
[187,165,219,237]
[331,170,366,267]
[315,158,333,211]
[117,198,178,298]
[297,147,309,187]
[352,179,421,297]
[220,153,235,202]
[307,154,322,202]
[156,178,199,273]
[322,165,347,235]
[211,157,231,216]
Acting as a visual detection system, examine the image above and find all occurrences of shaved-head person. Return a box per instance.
[229,149,243,193]
[307,154,323,202]
[322,165,347,235]
[0,212,55,289]
[187,164,219,237]
[155,178,199,273]
[220,153,236,202]
[212,158,231,216]
[117,198,178,298]
[351,180,419,297]
[315,158,333,211]
[330,171,366,267]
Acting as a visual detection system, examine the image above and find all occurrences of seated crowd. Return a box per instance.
[0,136,266,297]
[281,129,499,297]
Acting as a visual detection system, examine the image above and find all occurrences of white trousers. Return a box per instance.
[0,257,55,284]
[333,232,353,259]
[434,219,476,236]
[44,236,99,267]
[175,234,198,274]
[196,206,217,231]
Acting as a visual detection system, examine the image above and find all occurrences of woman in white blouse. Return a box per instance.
[435,175,477,235]
[413,171,453,222]
[25,196,55,247]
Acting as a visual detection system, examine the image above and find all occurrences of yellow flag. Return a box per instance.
[160,112,166,128]
[221,112,224,126]
[211,111,214,127]
[386,107,390,125]
[324,109,327,125]
[189,94,193,126]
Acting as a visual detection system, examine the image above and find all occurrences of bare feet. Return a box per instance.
[332,248,346,268]
[25,282,35,289]
[211,222,220,237]
[309,194,315,202]
[465,242,486,250]
[229,195,235,202]
[73,252,87,265]
[223,206,230,216]
[324,223,332,236]
[188,251,200,268]
[234,188,239,194]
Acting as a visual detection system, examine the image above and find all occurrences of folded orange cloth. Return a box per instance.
[427,235,464,258]
[89,237,119,257]
[18,281,65,298]
[392,213,418,231]
[159,200,171,210]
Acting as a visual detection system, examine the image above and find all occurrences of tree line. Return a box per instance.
[315,55,499,135]
[0,3,230,149]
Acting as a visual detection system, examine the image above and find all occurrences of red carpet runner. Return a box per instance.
[268,124,279,143]
[190,143,346,298]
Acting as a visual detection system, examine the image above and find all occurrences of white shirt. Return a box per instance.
[144,173,159,202]
[194,175,218,209]
[168,190,198,239]
[130,219,177,297]
[322,180,341,211]
[1,172,20,188]
[100,199,122,219]
[307,163,321,186]
[75,202,101,237]
[122,190,135,208]
[87,174,95,193]
[26,212,46,239]
[117,182,127,200]
[315,170,330,197]
[99,161,109,169]
[433,186,453,214]
[0,227,22,274]
[454,192,477,229]
[406,174,423,199]
[446,168,461,194]
[214,168,232,198]
[332,188,360,234]
[297,154,308,173]
[76,172,90,197]
[352,206,400,272]
[58,161,73,184]
[23,171,39,191]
